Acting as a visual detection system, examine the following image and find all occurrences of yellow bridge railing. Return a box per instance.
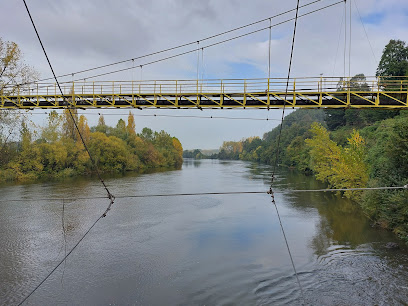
[1,76,407,109]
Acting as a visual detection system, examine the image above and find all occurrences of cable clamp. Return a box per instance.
[404,184,408,189]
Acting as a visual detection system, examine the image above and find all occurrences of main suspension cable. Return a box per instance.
[31,0,327,84]
[66,1,343,82]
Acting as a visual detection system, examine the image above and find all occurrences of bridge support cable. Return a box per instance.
[27,0,327,84]
[19,1,115,304]
[349,0,352,78]
[268,0,306,303]
[2,185,407,204]
[56,1,344,83]
[344,0,347,77]
[22,0,114,200]
[268,18,272,80]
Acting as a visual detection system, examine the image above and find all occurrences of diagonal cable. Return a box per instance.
[18,1,115,304]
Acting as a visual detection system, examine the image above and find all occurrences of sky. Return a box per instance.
[1,0,408,149]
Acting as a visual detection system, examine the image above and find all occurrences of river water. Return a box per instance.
[1,159,407,305]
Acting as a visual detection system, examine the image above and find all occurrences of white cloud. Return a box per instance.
[1,0,408,149]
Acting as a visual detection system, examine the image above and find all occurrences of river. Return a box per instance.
[1,159,407,305]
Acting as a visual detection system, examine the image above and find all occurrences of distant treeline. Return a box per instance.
[183,149,218,159]
[0,110,183,182]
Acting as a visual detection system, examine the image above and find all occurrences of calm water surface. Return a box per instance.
[1,159,407,305]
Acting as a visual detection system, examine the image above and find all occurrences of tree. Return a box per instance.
[376,39,408,78]
[94,115,107,134]
[62,108,79,140]
[41,110,61,143]
[77,115,90,144]
[140,127,154,141]
[305,123,368,200]
[127,112,136,137]
[0,38,38,94]
[0,38,38,158]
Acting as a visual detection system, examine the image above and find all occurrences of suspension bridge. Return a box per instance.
[1,76,408,109]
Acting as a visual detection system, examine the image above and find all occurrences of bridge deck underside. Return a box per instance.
[1,91,407,109]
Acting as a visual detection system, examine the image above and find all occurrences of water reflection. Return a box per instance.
[183,158,202,168]
[1,160,407,305]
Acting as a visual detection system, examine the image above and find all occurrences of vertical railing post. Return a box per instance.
[72,81,74,106]
[175,80,178,107]
[347,76,350,106]
[293,78,296,106]
[220,79,223,106]
[267,78,270,108]
[112,81,115,106]
[244,79,247,106]
[93,81,95,105]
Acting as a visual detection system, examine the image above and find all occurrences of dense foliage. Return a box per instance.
[0,110,183,182]
[209,39,408,243]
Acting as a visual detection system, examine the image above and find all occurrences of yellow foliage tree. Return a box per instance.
[306,123,368,200]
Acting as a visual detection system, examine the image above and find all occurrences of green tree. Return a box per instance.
[376,39,408,78]
[140,127,154,141]
[41,110,61,143]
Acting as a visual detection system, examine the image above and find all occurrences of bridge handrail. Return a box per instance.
[2,76,408,97]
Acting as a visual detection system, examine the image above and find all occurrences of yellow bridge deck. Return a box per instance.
[1,77,407,109]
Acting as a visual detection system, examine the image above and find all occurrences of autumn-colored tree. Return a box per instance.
[95,114,107,134]
[0,38,38,161]
[0,38,38,94]
[172,137,183,167]
[305,123,368,200]
[77,115,91,144]
[62,108,79,140]
[127,112,136,136]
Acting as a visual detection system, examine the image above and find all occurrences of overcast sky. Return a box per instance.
[1,0,408,149]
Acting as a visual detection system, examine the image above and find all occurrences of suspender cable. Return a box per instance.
[196,41,200,81]
[268,18,272,79]
[344,0,347,78]
[349,0,352,77]
[201,48,205,82]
